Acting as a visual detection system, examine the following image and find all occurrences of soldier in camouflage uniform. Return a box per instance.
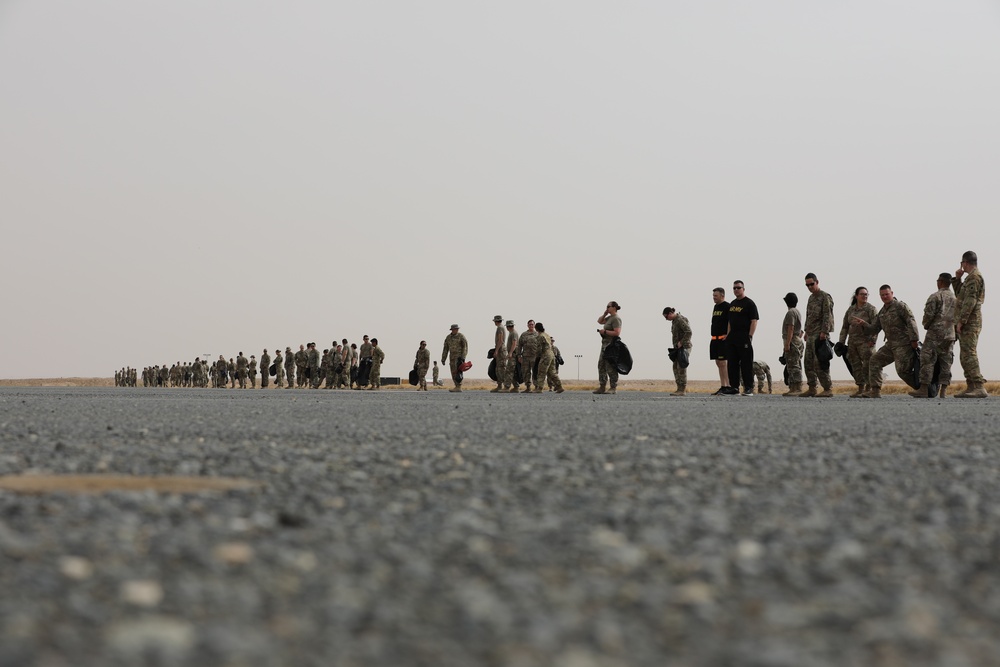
[216,356,228,389]
[504,320,519,392]
[595,302,622,395]
[752,360,772,394]
[442,324,469,392]
[294,345,308,388]
[236,352,249,389]
[248,355,257,389]
[432,361,441,387]
[781,292,804,396]
[357,336,372,389]
[274,349,285,387]
[910,273,957,398]
[337,340,351,389]
[533,322,564,393]
[284,346,296,389]
[855,285,920,398]
[490,315,507,393]
[322,347,334,388]
[802,273,835,397]
[306,343,321,388]
[517,320,540,393]
[415,340,430,391]
[662,307,692,396]
[368,339,385,389]
[837,287,878,397]
[952,250,988,398]
[227,358,237,388]
[260,349,270,389]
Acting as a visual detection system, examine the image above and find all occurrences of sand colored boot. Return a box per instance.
[957,381,988,398]
[670,384,686,396]
[908,386,927,398]
[816,386,834,398]
[862,386,882,399]
[849,385,865,398]
[938,385,948,398]
[782,383,803,397]
[593,384,607,394]
[800,385,818,398]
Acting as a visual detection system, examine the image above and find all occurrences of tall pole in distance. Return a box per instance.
[575,354,583,381]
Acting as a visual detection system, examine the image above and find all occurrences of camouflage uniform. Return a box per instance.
[294,346,308,388]
[803,290,835,394]
[670,313,692,392]
[357,340,373,388]
[248,356,257,389]
[952,267,986,387]
[307,345,321,388]
[337,343,351,389]
[838,302,878,392]
[782,307,804,392]
[864,298,920,392]
[598,314,622,392]
[284,347,296,388]
[369,345,385,389]
[920,286,956,389]
[491,320,507,392]
[432,362,441,386]
[442,330,469,391]
[216,357,228,389]
[517,330,540,392]
[227,359,237,388]
[535,331,564,393]
[752,360,772,394]
[260,350,270,389]
[505,322,520,391]
[415,345,430,390]
[236,354,249,389]
[274,350,285,387]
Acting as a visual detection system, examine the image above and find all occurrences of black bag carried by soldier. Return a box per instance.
[603,337,633,375]
[556,354,564,366]
[408,367,418,386]
[514,360,522,384]
[487,348,495,359]
[357,358,372,386]
[269,363,276,377]
[815,337,834,371]
[667,348,678,362]
[909,344,922,389]
[677,348,690,369]
[833,341,854,375]
[487,358,498,382]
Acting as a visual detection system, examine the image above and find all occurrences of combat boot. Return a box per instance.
[863,386,882,399]
[449,385,463,393]
[782,383,802,397]
[670,385,686,396]
[521,385,533,393]
[938,385,947,398]
[532,386,543,393]
[849,385,864,398]
[508,386,519,393]
[816,387,834,398]
[607,386,617,394]
[959,382,988,398]
[800,386,818,398]
[908,386,926,398]
[490,385,502,393]
[593,385,607,394]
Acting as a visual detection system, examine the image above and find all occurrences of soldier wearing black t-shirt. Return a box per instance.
[710,287,734,395]
[727,280,759,395]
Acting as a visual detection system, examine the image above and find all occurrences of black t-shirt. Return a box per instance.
[711,301,730,337]
[727,297,759,344]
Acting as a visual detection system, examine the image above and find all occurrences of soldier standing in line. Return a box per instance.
[260,348,270,389]
[952,250,988,398]
[662,307,692,396]
[781,292,805,396]
[216,356,228,389]
[910,272,957,398]
[432,361,441,387]
[504,320,520,392]
[752,360,772,394]
[518,320,540,393]
[802,273,835,398]
[350,343,359,388]
[248,355,257,389]
[321,347,332,388]
[336,340,350,389]
[284,346,296,389]
[236,352,249,389]
[442,324,469,393]
[356,335,372,389]
[549,337,562,390]
[306,343,321,388]
[595,302,623,395]
[855,285,920,398]
[274,349,285,388]
[709,289,734,395]
[533,322,564,393]
[368,339,385,389]
[294,344,308,388]
[837,287,878,398]
[490,315,507,393]
[726,283,758,396]
[415,340,430,391]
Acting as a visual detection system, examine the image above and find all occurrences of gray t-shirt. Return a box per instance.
[601,314,622,349]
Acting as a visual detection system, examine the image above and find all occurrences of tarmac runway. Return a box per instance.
[1,386,999,667]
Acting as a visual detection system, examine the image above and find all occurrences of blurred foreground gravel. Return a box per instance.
[1,387,999,667]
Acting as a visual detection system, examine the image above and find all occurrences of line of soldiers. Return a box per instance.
[114,368,137,387]
[663,250,987,399]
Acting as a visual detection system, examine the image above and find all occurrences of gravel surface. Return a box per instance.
[1,387,999,667]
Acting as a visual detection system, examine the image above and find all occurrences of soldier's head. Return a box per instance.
[783,292,798,308]
[879,285,893,305]
[961,250,978,267]
[300,344,305,351]
[493,315,503,324]
[419,341,426,348]
[712,287,725,304]
[805,273,819,293]
[239,351,243,356]
[526,320,535,331]
[371,338,378,346]
[732,281,745,298]
[662,307,676,321]
[505,320,515,329]
[535,322,546,333]
[434,361,438,366]
[286,347,292,352]
[606,301,620,313]
[342,339,348,345]
[363,335,369,342]
[938,272,951,288]
[853,286,869,305]
[450,325,460,334]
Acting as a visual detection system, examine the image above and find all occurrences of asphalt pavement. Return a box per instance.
[1,386,998,667]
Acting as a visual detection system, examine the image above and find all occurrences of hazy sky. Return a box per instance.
[3,1,999,382]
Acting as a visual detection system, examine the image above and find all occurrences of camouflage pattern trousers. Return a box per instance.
[285,365,296,388]
[520,357,537,388]
[369,364,381,388]
[598,347,618,389]
[537,354,562,390]
[803,334,832,390]
[505,357,519,389]
[919,336,955,387]
[785,338,803,386]
[672,358,687,387]
[847,338,874,387]
[958,325,984,384]
[494,351,508,387]
[868,343,917,389]
[448,358,462,387]
[275,366,284,388]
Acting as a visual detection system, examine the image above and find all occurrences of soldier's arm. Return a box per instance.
[922,294,939,330]
[441,341,449,364]
[902,304,920,343]
[956,275,982,325]
[822,294,835,333]
[838,309,851,344]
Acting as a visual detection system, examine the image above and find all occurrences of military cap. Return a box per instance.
[505,320,514,326]
[450,324,459,329]
[493,315,503,322]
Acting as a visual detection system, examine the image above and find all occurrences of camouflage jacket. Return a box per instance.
[442,333,468,363]
[494,325,506,357]
[839,303,878,345]
[537,332,554,359]
[805,290,834,336]
[236,355,248,371]
[284,351,296,369]
[260,352,270,369]
[671,314,692,349]
[864,298,919,348]
[518,331,540,359]
[506,329,519,357]
[371,346,385,367]
[952,267,985,327]
[415,347,430,372]
[294,349,308,368]
[307,348,320,369]
[923,288,956,342]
